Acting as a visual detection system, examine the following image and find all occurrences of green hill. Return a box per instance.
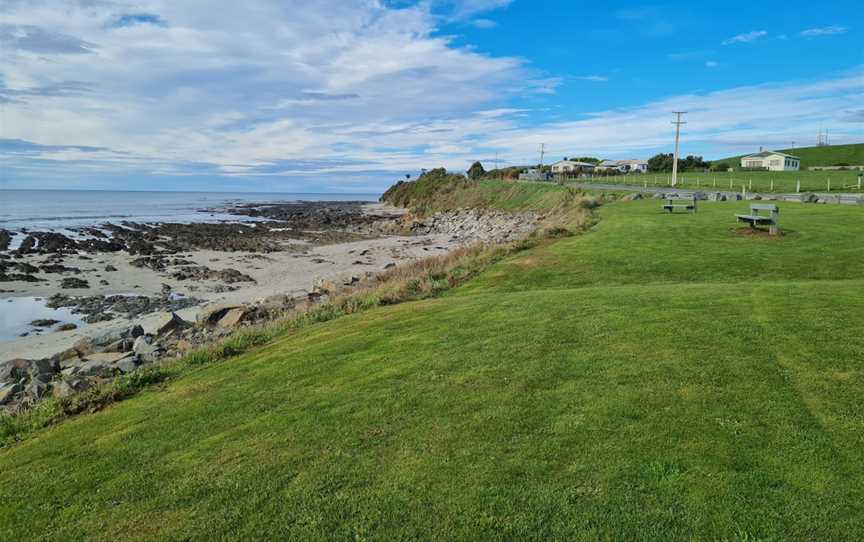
[3,184,864,540]
[715,142,864,169]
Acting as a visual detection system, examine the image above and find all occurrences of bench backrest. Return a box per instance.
[750,204,779,214]
[666,197,696,203]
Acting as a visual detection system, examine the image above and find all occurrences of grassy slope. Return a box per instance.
[2,200,864,540]
[716,142,864,168]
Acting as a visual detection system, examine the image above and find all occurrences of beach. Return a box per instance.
[1,193,538,366]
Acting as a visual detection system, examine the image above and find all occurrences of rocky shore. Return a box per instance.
[1,202,543,412]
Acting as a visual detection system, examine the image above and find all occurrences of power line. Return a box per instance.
[671,112,687,187]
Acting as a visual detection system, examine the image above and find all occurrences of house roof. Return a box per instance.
[598,159,647,167]
[552,160,595,167]
[742,151,801,160]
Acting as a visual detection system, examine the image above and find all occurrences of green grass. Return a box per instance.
[716,142,864,169]
[573,169,863,193]
[2,200,864,540]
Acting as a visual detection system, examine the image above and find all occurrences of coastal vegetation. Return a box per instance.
[2,182,863,539]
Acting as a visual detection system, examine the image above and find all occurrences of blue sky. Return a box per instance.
[0,0,861,193]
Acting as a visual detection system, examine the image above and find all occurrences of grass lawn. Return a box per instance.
[2,200,864,540]
[571,170,863,194]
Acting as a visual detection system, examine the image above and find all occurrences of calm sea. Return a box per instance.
[0,189,379,233]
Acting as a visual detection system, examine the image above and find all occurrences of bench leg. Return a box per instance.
[769,223,778,236]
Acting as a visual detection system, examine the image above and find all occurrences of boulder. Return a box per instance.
[129,324,145,338]
[52,378,89,399]
[176,339,196,354]
[261,294,293,309]
[133,336,163,363]
[115,357,139,374]
[197,304,242,326]
[652,193,666,199]
[0,359,31,383]
[55,323,78,332]
[217,308,247,328]
[692,192,708,201]
[800,192,819,203]
[0,382,20,405]
[24,379,50,400]
[156,312,191,337]
[621,193,642,201]
[28,358,60,378]
[54,347,81,364]
[73,336,93,356]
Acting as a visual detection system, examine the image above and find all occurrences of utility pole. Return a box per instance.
[539,143,546,169]
[671,112,687,187]
[494,151,499,179]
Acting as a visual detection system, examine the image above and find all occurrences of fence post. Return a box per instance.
[742,185,746,198]
[796,179,800,193]
[770,179,774,191]
[827,178,831,192]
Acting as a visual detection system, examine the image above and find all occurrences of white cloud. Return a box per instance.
[470,18,497,29]
[722,30,768,45]
[575,75,609,82]
[800,26,848,37]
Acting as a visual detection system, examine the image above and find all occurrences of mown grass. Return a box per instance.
[570,169,863,193]
[1,199,863,540]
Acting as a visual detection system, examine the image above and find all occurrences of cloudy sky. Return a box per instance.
[0,0,861,193]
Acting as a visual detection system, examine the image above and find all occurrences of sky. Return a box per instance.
[0,0,862,193]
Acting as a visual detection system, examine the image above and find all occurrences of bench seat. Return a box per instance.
[736,214,774,224]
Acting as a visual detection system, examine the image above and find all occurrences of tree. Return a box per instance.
[467,161,486,180]
[648,153,675,172]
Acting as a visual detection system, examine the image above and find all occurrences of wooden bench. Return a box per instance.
[662,197,697,214]
[736,204,780,235]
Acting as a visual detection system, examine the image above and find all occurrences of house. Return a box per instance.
[550,160,596,174]
[596,159,648,173]
[740,151,800,172]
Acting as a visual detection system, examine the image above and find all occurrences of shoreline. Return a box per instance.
[1,200,540,367]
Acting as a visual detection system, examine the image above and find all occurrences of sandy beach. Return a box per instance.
[1,225,463,362]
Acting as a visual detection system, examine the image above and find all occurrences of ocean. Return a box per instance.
[0,189,379,234]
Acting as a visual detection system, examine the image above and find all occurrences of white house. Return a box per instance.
[550,160,596,174]
[596,159,648,173]
[740,151,800,172]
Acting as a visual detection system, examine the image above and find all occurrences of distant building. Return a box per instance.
[518,168,552,181]
[740,151,800,171]
[596,159,648,173]
[550,160,596,174]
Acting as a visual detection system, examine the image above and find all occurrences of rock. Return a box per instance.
[0,382,20,405]
[54,347,81,364]
[129,324,145,338]
[115,357,139,374]
[217,308,247,328]
[30,318,60,327]
[0,359,31,383]
[133,336,163,363]
[384,263,396,269]
[74,337,93,356]
[708,192,727,202]
[60,277,90,289]
[652,193,666,199]
[29,358,60,377]
[156,312,191,337]
[692,192,708,201]
[104,265,118,272]
[52,378,89,399]
[25,379,50,400]
[261,294,293,309]
[197,304,242,326]
[621,193,643,201]
[800,192,819,203]
[55,323,78,332]
[101,338,134,353]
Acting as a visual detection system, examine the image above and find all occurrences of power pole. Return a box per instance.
[671,112,687,187]
[539,143,546,169]
[494,151,500,179]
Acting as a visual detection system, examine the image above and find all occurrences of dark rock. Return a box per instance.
[60,277,90,289]
[30,319,60,327]
[104,265,118,272]
[55,323,78,332]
